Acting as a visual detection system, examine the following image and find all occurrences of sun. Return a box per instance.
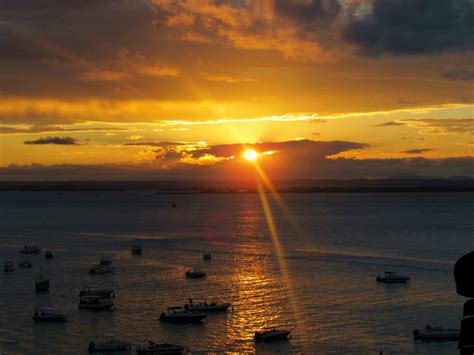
[243,149,259,161]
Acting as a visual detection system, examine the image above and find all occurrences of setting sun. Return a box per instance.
[243,149,259,161]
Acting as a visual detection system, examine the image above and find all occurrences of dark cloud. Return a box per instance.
[344,0,474,55]
[376,121,404,127]
[442,68,474,81]
[402,118,474,134]
[24,136,81,145]
[401,148,434,154]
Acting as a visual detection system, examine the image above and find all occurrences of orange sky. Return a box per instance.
[0,0,473,180]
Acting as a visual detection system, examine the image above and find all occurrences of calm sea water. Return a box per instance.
[0,191,472,354]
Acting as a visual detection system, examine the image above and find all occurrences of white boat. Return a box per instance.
[45,249,54,259]
[202,251,212,260]
[376,271,410,283]
[413,325,460,341]
[254,329,291,342]
[20,245,41,254]
[88,336,130,352]
[19,259,32,267]
[79,286,114,298]
[184,298,231,312]
[131,245,143,255]
[3,261,14,272]
[185,269,207,279]
[159,307,207,323]
[79,296,115,311]
[100,256,112,266]
[33,307,67,322]
[90,265,114,274]
[136,341,187,354]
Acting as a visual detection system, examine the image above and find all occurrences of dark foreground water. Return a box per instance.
[0,191,472,354]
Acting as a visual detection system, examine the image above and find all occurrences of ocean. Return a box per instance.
[0,191,472,354]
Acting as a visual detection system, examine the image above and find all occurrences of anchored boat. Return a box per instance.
[136,341,187,354]
[376,271,410,283]
[185,269,207,279]
[254,329,291,342]
[184,298,231,312]
[413,325,460,341]
[79,296,115,311]
[20,245,41,254]
[3,261,14,272]
[33,307,67,322]
[159,307,207,323]
[79,286,114,298]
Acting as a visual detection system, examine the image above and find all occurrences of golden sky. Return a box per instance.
[0,0,473,180]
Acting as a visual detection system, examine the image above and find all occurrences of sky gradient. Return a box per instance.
[0,0,473,180]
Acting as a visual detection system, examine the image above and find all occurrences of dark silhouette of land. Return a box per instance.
[0,177,473,193]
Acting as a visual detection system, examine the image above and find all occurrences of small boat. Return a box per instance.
[88,336,130,353]
[90,264,115,274]
[185,269,207,279]
[19,259,32,268]
[32,307,67,322]
[131,245,143,255]
[35,276,50,292]
[184,298,231,312]
[376,271,410,283]
[20,245,41,254]
[202,252,212,260]
[254,329,291,342]
[79,296,115,311]
[100,256,112,266]
[136,341,187,354]
[159,307,207,323]
[3,261,14,272]
[79,286,114,298]
[45,249,54,259]
[413,324,460,341]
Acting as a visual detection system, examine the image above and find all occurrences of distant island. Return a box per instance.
[1,177,473,193]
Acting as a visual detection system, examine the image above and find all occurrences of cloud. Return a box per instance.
[442,68,474,81]
[344,0,474,55]
[401,148,434,154]
[400,118,474,135]
[0,124,131,135]
[199,73,256,84]
[126,135,145,140]
[23,136,82,145]
[376,121,404,127]
[79,70,131,82]
[123,141,187,147]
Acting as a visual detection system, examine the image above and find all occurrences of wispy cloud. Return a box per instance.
[401,148,434,154]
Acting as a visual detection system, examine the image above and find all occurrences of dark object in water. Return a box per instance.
[136,341,186,354]
[45,249,54,259]
[20,245,41,254]
[159,307,206,323]
[131,245,143,255]
[455,251,474,298]
[185,269,207,279]
[413,324,460,341]
[254,329,291,342]
[35,277,50,292]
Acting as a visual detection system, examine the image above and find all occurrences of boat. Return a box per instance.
[19,259,32,268]
[254,329,291,342]
[136,341,187,354]
[45,249,54,259]
[20,245,41,254]
[35,276,50,292]
[185,269,207,279]
[88,336,130,352]
[79,286,114,298]
[32,307,67,322]
[202,252,212,260]
[131,245,143,255]
[413,324,460,341]
[184,298,231,312]
[100,256,112,266]
[3,261,14,272]
[90,264,115,274]
[159,307,207,323]
[376,271,410,283]
[79,296,115,310]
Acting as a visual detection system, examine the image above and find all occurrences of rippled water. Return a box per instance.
[0,191,472,354]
